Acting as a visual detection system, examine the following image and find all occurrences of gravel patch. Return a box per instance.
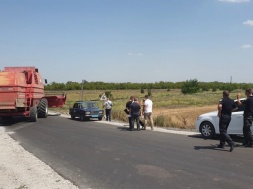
[0,127,79,189]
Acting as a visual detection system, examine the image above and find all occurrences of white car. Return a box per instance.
[195,98,250,139]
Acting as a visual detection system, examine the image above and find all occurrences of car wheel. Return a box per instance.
[80,115,85,121]
[200,121,215,139]
[71,114,75,120]
[98,117,102,121]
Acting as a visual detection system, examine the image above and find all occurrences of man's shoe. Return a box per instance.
[229,143,235,152]
[242,141,249,146]
[217,144,224,149]
[244,143,253,148]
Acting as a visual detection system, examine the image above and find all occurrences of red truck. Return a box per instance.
[0,67,66,122]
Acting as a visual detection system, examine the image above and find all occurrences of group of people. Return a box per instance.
[217,88,253,152]
[125,95,154,131]
[103,95,154,131]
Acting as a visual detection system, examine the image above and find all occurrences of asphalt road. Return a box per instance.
[2,116,253,189]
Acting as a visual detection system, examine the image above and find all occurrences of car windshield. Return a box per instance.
[81,102,98,109]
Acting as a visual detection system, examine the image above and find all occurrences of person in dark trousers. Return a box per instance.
[129,98,141,131]
[103,98,113,121]
[237,88,253,147]
[126,96,134,130]
[217,90,237,152]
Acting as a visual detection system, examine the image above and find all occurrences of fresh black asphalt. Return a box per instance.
[2,116,253,189]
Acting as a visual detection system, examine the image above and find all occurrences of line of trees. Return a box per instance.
[45,80,253,93]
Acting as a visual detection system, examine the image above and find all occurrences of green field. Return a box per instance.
[48,89,243,129]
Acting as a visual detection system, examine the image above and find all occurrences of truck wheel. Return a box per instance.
[38,98,48,118]
[1,116,12,121]
[30,107,38,122]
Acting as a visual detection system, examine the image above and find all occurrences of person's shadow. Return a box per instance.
[194,143,241,151]
[194,144,230,151]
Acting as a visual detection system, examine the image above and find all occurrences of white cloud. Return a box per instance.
[243,20,253,26]
[241,44,252,49]
[219,0,250,3]
[128,52,143,56]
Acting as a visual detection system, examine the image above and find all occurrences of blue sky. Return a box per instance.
[0,0,252,83]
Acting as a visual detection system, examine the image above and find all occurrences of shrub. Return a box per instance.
[148,88,152,96]
[105,91,113,99]
[111,110,128,122]
[154,115,167,127]
[181,79,200,94]
[212,87,217,92]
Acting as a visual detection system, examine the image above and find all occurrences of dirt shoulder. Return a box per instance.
[0,127,79,189]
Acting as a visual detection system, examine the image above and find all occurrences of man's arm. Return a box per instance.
[232,107,238,112]
[217,103,222,117]
[237,93,243,106]
[129,104,132,114]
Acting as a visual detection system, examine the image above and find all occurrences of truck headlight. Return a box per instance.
[99,111,103,114]
[85,111,91,115]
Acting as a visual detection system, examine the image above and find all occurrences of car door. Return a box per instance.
[228,104,245,135]
[229,111,243,134]
[76,104,83,117]
[72,103,78,116]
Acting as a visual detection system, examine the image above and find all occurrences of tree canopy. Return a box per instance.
[44,80,253,93]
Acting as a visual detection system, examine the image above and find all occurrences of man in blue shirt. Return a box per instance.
[129,98,141,131]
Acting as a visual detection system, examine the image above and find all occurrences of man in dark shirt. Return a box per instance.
[237,88,253,147]
[129,98,141,131]
[217,90,237,152]
[126,96,134,130]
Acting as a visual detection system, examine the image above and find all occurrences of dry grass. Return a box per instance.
[153,105,217,129]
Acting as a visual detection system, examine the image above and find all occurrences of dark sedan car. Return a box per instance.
[69,101,104,121]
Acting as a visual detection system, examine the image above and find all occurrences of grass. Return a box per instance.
[48,89,243,129]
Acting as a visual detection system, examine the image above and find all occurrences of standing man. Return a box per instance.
[143,95,154,130]
[129,98,141,131]
[103,97,113,121]
[217,90,237,152]
[126,96,134,130]
[237,88,253,147]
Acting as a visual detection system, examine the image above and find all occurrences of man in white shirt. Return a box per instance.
[144,95,154,130]
[103,98,113,121]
